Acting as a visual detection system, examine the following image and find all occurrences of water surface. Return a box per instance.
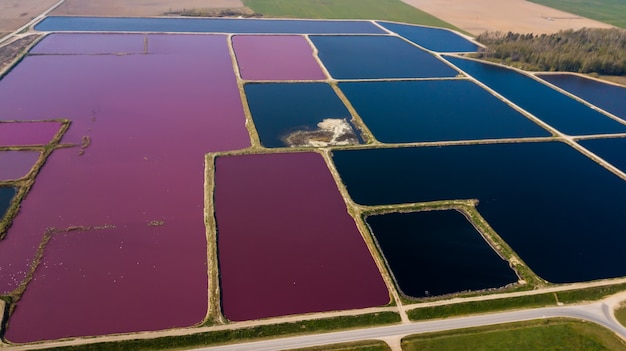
[378,22,479,52]
[36,16,385,34]
[215,152,389,321]
[333,142,626,283]
[245,82,357,147]
[367,210,517,297]
[446,57,626,135]
[233,35,326,81]
[339,80,549,143]
[580,137,626,173]
[0,122,61,146]
[311,35,458,79]
[0,187,15,220]
[538,74,626,121]
[0,151,40,181]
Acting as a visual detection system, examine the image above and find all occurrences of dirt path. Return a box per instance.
[400,0,613,35]
[50,0,245,17]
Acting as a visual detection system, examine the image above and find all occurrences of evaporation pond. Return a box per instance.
[233,35,325,81]
[332,142,626,283]
[367,210,517,297]
[0,151,40,180]
[538,74,626,121]
[0,122,61,146]
[214,152,389,321]
[446,57,626,135]
[245,83,359,148]
[378,21,479,52]
[339,80,549,143]
[311,35,458,79]
[0,187,16,219]
[580,137,626,173]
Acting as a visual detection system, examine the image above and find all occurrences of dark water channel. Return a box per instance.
[333,142,626,283]
[367,210,517,298]
[0,187,15,220]
[378,22,479,52]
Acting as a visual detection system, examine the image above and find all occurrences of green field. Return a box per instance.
[616,304,626,327]
[402,319,626,351]
[242,0,463,32]
[528,0,626,28]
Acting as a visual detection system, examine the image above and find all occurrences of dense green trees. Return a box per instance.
[473,28,626,75]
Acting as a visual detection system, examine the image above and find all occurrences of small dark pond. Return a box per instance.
[580,137,626,173]
[538,74,626,122]
[377,21,479,52]
[367,210,517,298]
[332,142,626,283]
[35,16,385,34]
[339,80,549,143]
[311,35,458,79]
[0,187,15,220]
[446,57,626,135]
[245,82,361,148]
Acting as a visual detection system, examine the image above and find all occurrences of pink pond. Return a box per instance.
[1,33,250,342]
[30,33,147,55]
[0,122,62,146]
[232,35,327,81]
[0,151,40,180]
[215,152,389,321]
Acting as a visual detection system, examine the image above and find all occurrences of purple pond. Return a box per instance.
[0,122,62,146]
[1,33,250,342]
[0,151,40,181]
[232,35,326,81]
[215,152,389,322]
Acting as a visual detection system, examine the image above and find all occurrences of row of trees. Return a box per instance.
[473,28,626,75]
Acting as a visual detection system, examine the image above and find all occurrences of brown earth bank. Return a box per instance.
[401,0,613,35]
[0,0,60,35]
[0,35,42,74]
[51,0,249,17]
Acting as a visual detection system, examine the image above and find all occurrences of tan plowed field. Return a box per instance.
[401,0,613,35]
[0,0,59,33]
[51,0,244,17]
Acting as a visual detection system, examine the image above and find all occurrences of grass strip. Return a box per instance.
[527,0,626,28]
[38,312,401,351]
[615,304,626,328]
[242,0,463,32]
[408,293,557,321]
[289,340,391,351]
[402,318,626,350]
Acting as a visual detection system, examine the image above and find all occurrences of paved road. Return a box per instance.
[193,302,626,351]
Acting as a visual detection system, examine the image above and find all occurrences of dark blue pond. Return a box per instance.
[580,137,626,173]
[378,21,479,53]
[367,210,517,298]
[339,80,549,143]
[0,187,15,221]
[332,142,626,283]
[446,57,626,135]
[311,36,458,79]
[245,83,359,148]
[538,74,626,122]
[35,16,386,34]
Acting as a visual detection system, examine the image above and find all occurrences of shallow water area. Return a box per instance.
[0,122,61,146]
[245,82,358,147]
[377,22,479,52]
[0,187,15,220]
[0,151,40,180]
[538,74,626,121]
[311,36,458,79]
[233,35,326,81]
[367,210,517,297]
[35,16,386,34]
[332,142,626,283]
[580,137,626,173]
[215,152,389,321]
[339,80,549,143]
[445,57,626,135]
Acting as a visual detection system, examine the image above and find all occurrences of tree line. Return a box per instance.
[472,28,626,75]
